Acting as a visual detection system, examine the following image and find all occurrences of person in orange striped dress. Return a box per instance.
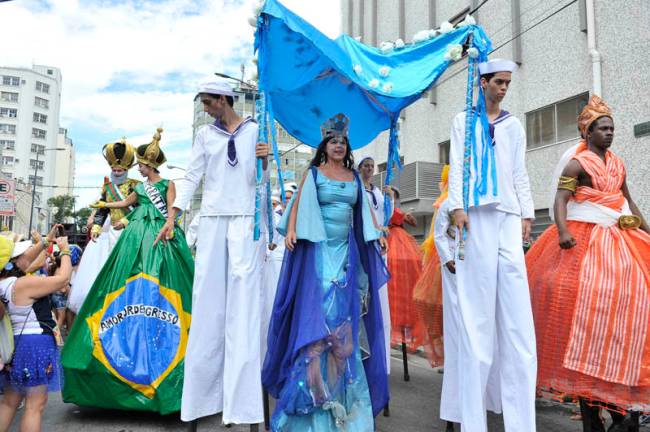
[527,96,650,432]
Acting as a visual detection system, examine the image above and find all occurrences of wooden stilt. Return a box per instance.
[263,390,271,431]
[250,424,259,432]
[401,327,410,382]
[187,419,198,432]
[383,403,390,417]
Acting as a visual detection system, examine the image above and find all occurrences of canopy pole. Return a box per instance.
[459,33,477,260]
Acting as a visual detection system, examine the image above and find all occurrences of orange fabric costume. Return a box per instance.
[387,208,424,351]
[527,97,650,412]
[412,167,450,367]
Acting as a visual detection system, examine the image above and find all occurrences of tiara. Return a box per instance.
[320,113,349,139]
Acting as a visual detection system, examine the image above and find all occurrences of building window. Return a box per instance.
[526,93,589,149]
[33,113,47,124]
[0,124,16,135]
[35,81,50,94]
[0,92,18,103]
[29,159,44,170]
[32,128,46,139]
[34,97,49,109]
[377,156,405,172]
[28,175,43,186]
[1,172,12,180]
[31,143,45,155]
[438,140,450,164]
[0,108,17,118]
[2,156,14,167]
[2,76,20,87]
[0,140,15,150]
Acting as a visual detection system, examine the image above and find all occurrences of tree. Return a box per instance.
[47,194,75,224]
[73,207,93,231]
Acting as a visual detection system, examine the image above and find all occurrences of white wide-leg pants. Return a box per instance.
[181,215,266,424]
[440,264,503,423]
[456,206,537,432]
[379,256,391,372]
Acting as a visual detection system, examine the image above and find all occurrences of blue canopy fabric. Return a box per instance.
[254,0,492,150]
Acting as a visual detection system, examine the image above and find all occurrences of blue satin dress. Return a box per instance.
[271,170,374,431]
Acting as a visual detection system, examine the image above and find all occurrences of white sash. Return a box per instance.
[143,182,168,218]
[566,199,632,227]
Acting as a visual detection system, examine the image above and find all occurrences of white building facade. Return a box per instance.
[54,127,75,198]
[0,65,63,234]
[343,0,650,238]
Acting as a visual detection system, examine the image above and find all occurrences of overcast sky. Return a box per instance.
[0,0,341,206]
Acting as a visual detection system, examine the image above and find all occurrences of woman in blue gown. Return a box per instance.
[262,114,389,431]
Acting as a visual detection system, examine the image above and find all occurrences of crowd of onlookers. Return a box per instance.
[0,224,82,431]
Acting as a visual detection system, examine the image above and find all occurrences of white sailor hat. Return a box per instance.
[478,59,518,76]
[271,194,281,203]
[197,81,237,97]
[357,154,374,168]
[284,182,298,192]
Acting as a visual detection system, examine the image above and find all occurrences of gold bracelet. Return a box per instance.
[557,176,578,193]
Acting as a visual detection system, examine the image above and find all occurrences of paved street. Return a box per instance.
[23,350,594,432]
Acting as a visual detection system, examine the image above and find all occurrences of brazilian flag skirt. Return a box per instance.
[62,180,194,414]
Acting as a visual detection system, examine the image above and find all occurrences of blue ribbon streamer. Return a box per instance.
[382,115,402,226]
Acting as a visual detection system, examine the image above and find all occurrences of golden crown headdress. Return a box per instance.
[136,127,167,169]
[103,138,136,170]
[320,113,349,139]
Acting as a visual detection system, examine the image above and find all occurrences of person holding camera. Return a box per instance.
[0,228,72,432]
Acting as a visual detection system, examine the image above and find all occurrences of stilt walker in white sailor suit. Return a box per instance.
[157,81,270,428]
[435,197,502,432]
[447,59,537,432]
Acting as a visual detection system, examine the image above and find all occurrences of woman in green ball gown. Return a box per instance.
[61,128,194,414]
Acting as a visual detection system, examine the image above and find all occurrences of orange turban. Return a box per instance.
[578,95,613,139]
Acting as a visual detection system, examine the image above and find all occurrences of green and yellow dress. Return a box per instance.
[62,179,193,414]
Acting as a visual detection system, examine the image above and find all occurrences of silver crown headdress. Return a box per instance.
[320,113,349,139]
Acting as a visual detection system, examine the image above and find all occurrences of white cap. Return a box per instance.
[478,59,518,76]
[11,241,32,259]
[357,154,374,168]
[197,81,237,97]
[271,194,281,203]
[284,182,298,192]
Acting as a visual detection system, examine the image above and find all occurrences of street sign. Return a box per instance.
[0,179,15,216]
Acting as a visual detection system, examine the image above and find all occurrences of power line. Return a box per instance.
[487,0,568,44]
[431,0,579,90]
[490,0,578,53]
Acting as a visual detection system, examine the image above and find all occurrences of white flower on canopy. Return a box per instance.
[379,41,395,53]
[439,21,454,34]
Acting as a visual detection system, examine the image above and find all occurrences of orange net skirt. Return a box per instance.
[412,244,444,367]
[527,221,650,413]
[387,225,424,351]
